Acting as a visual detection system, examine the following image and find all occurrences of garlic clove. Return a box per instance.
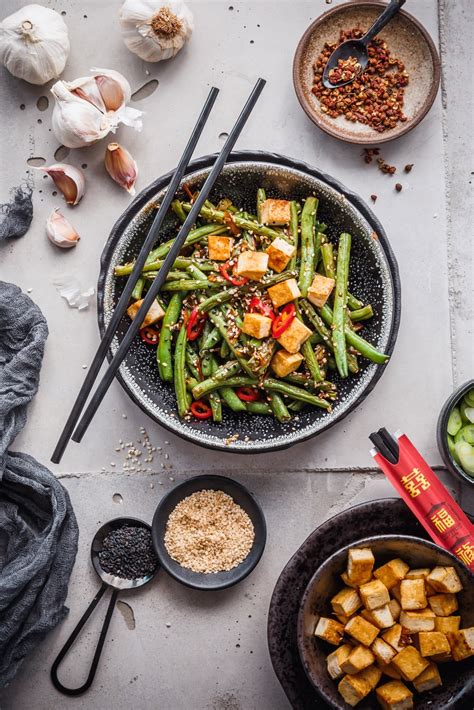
[104,143,138,195]
[36,163,85,205]
[46,208,80,248]
[69,76,106,112]
[90,68,132,106]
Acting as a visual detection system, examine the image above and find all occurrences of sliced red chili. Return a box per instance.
[183,183,195,202]
[190,400,212,420]
[219,260,249,286]
[236,387,260,402]
[249,296,275,321]
[223,210,241,237]
[139,325,160,345]
[186,307,207,341]
[272,303,296,338]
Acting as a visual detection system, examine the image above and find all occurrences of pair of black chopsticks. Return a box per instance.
[52,78,266,464]
[369,428,400,464]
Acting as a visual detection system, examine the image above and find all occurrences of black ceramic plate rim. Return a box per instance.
[151,474,267,590]
[437,379,474,487]
[97,150,401,453]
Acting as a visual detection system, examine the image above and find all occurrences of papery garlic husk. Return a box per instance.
[119,0,193,62]
[105,143,138,195]
[36,163,85,205]
[53,275,94,310]
[51,69,143,148]
[46,208,80,248]
[0,4,70,85]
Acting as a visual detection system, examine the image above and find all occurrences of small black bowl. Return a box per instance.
[437,379,474,487]
[151,475,266,590]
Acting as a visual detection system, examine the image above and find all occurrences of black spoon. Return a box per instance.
[323,0,406,88]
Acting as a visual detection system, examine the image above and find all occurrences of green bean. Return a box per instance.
[257,188,266,223]
[187,263,208,281]
[246,401,272,415]
[185,345,201,380]
[287,400,306,412]
[185,372,199,392]
[115,257,217,277]
[268,392,291,423]
[174,326,189,416]
[332,232,351,378]
[146,223,227,263]
[319,304,388,364]
[157,293,183,382]
[198,289,236,313]
[182,202,282,240]
[171,199,187,223]
[289,200,299,271]
[220,338,230,359]
[298,196,318,296]
[261,269,298,288]
[207,309,254,376]
[297,307,323,382]
[308,332,323,347]
[194,375,258,397]
[349,305,374,322]
[321,242,336,279]
[262,378,331,409]
[314,231,323,272]
[159,280,216,291]
[200,326,222,352]
[131,277,145,301]
[347,293,364,311]
[202,353,222,422]
[192,360,242,399]
[300,298,359,375]
[207,356,247,413]
[284,373,336,392]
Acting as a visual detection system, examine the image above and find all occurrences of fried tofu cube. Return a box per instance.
[389,599,401,622]
[392,646,429,681]
[345,616,379,646]
[428,593,458,617]
[341,571,358,588]
[382,624,409,652]
[241,313,272,339]
[266,237,295,272]
[412,662,442,693]
[347,548,375,585]
[335,613,355,625]
[314,617,345,646]
[371,638,397,665]
[127,298,164,327]
[267,277,301,308]
[374,559,410,590]
[375,680,413,710]
[431,651,452,663]
[331,588,362,617]
[337,673,372,707]
[361,604,394,629]
[391,583,402,603]
[447,628,474,661]
[378,662,402,680]
[270,349,303,377]
[358,664,382,690]
[399,609,436,633]
[405,568,430,580]
[207,234,233,261]
[427,566,463,594]
[276,318,312,354]
[307,273,335,308]
[400,579,427,610]
[434,616,461,633]
[327,644,353,680]
[260,198,291,225]
[418,631,450,657]
[341,645,375,674]
[235,251,268,280]
[359,579,390,611]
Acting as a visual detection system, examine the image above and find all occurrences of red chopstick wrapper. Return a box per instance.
[370,430,474,572]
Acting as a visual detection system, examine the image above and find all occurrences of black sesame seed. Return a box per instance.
[98,525,157,580]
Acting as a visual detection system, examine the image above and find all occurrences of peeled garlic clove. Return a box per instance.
[105,143,138,195]
[46,208,80,248]
[37,163,85,205]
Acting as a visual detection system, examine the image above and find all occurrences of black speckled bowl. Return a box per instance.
[98,151,401,452]
[297,534,474,710]
[437,379,474,487]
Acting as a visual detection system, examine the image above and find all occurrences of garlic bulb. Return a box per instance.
[46,208,80,248]
[51,68,143,149]
[36,164,85,205]
[0,5,69,85]
[105,143,138,195]
[119,0,193,62]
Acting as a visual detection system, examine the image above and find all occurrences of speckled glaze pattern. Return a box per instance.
[98,151,401,453]
[267,498,474,710]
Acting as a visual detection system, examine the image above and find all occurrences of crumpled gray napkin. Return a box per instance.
[0,281,79,688]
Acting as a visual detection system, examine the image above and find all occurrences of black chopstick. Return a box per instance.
[71,78,266,445]
[51,87,220,464]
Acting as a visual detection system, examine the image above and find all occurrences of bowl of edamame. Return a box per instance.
[437,380,474,486]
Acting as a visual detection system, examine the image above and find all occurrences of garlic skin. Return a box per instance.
[51,69,143,149]
[105,143,138,195]
[119,0,193,62]
[46,208,80,248]
[0,4,69,85]
[36,164,85,205]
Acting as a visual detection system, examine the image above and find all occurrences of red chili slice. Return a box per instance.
[183,183,195,202]
[236,387,260,402]
[219,260,249,286]
[249,296,275,321]
[223,210,241,237]
[272,303,296,338]
[139,325,160,345]
[190,400,212,419]
[186,307,207,341]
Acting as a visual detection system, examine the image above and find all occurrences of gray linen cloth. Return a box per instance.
[0,281,78,688]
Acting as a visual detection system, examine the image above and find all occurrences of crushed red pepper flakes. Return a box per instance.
[328,56,361,84]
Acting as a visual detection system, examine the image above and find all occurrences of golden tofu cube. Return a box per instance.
[391,583,402,603]
[337,673,372,707]
[341,645,375,675]
[431,651,452,663]
[361,604,394,629]
[327,644,353,680]
[266,237,295,272]
[427,566,463,594]
[405,568,430,580]
[307,273,335,308]
[358,664,382,690]
[335,613,355,625]
[267,278,301,308]
[434,615,461,633]
[412,662,442,693]
[331,587,362,617]
[376,680,413,710]
[428,593,458,617]
[260,198,291,225]
[400,579,427,610]
[399,609,435,632]
[388,598,401,621]
[347,548,375,585]
[418,631,450,657]
[374,559,410,590]
[341,571,358,588]
[382,624,409,652]
[270,349,303,377]
[127,298,164,327]
[314,617,345,646]
[371,638,396,665]
[447,628,474,661]
[241,313,272,339]
[207,234,233,261]
[345,616,379,646]
[378,662,402,680]
[235,251,268,280]
[276,318,312,354]
[392,646,429,681]
[359,579,390,611]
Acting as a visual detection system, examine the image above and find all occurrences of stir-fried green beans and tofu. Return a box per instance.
[114,189,389,423]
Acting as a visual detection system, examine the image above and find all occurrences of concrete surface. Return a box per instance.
[0,1,472,709]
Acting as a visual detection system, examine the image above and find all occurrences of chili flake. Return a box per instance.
[328,56,361,85]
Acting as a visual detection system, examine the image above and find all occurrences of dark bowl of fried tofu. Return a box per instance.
[297,535,474,709]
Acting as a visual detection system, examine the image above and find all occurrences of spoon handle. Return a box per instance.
[362,0,406,45]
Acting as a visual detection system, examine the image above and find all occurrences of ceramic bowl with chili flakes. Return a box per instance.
[293,1,440,144]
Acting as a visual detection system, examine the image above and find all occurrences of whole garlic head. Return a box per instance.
[119,0,193,62]
[0,4,69,85]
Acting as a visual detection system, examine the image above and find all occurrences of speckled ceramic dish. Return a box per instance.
[293,1,440,144]
[298,535,474,709]
[98,151,400,452]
